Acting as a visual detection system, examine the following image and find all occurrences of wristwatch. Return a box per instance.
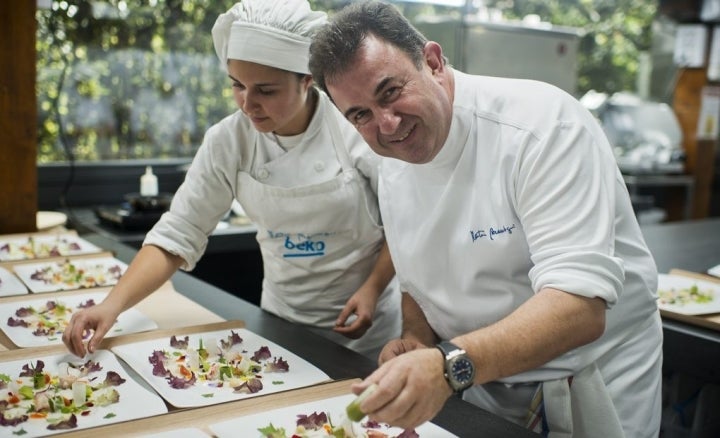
[436,341,475,394]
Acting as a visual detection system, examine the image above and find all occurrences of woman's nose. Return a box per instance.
[241,94,255,113]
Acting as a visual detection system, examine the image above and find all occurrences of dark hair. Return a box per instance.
[308,0,427,95]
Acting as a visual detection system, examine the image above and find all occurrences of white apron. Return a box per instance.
[235,116,400,356]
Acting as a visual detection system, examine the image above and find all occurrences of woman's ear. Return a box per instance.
[302,74,314,89]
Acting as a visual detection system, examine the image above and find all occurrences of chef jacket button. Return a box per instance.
[257,168,269,180]
[314,161,325,172]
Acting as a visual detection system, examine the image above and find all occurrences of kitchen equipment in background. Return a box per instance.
[95,192,173,231]
[124,192,173,212]
[94,166,172,231]
[413,14,582,94]
[581,91,686,174]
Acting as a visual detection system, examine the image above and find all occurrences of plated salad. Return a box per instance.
[0,236,97,261]
[28,259,124,289]
[258,411,419,438]
[658,284,714,306]
[0,358,126,431]
[7,298,97,340]
[149,331,290,393]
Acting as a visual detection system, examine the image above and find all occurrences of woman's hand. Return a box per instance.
[333,283,379,339]
[62,301,122,357]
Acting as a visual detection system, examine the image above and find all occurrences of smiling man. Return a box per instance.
[309,1,663,437]
[327,32,453,165]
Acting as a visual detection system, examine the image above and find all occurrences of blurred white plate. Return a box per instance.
[708,264,720,278]
[36,211,67,230]
[657,274,720,315]
[0,266,28,296]
[13,256,127,293]
[141,428,209,438]
[0,233,103,261]
[209,393,457,438]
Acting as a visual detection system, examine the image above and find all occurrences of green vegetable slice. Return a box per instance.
[345,383,378,422]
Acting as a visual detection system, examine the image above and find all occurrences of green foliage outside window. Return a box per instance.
[36,0,656,163]
[37,0,235,163]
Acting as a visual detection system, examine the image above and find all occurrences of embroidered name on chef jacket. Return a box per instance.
[470,224,516,242]
[267,231,332,258]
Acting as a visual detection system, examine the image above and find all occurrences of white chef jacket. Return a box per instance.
[379,70,662,437]
[145,90,401,356]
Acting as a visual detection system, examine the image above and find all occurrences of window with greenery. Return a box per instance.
[37,0,657,164]
[37,1,235,163]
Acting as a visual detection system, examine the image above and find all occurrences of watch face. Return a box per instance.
[450,357,474,386]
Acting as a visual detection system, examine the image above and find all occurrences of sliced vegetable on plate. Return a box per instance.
[208,393,455,438]
[12,256,127,293]
[111,328,330,408]
[0,350,167,437]
[0,234,102,262]
[0,292,157,347]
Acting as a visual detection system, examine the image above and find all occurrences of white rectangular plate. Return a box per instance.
[111,328,330,408]
[141,428,210,438]
[0,234,103,261]
[0,266,28,296]
[209,393,457,438]
[0,292,158,347]
[0,349,167,437]
[657,273,720,315]
[708,264,720,278]
[13,256,128,293]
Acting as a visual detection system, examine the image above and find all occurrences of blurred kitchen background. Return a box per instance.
[3,0,716,309]
[15,0,717,226]
[2,2,717,301]
[2,1,720,436]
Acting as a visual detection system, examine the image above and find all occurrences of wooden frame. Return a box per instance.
[0,2,37,233]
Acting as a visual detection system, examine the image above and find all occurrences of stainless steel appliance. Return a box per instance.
[580,91,685,174]
[412,15,582,94]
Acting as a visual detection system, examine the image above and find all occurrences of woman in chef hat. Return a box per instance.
[63,0,401,358]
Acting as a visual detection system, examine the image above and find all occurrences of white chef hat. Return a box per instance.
[211,0,327,75]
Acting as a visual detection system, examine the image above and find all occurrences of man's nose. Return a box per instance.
[376,107,400,135]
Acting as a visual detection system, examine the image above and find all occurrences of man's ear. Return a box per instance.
[424,41,446,74]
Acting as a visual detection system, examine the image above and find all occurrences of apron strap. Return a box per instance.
[526,363,625,438]
[326,106,354,172]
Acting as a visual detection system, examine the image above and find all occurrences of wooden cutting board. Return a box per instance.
[660,269,720,332]
[53,379,357,437]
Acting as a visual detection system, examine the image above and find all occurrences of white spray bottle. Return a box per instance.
[140,166,159,197]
